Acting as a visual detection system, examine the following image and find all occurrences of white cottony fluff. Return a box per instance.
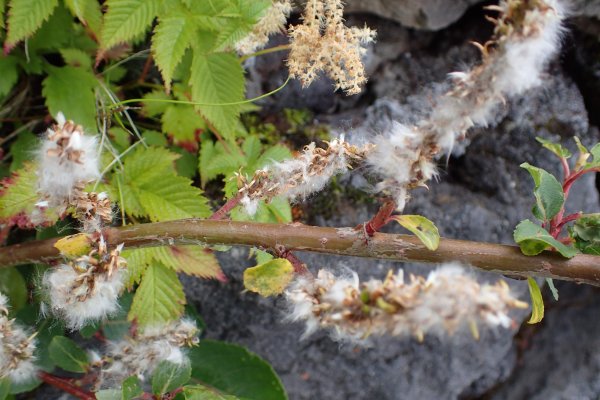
[99,318,199,386]
[0,292,39,385]
[285,263,527,343]
[37,112,100,205]
[42,265,125,330]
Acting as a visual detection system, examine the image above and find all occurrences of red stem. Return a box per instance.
[38,372,96,400]
[209,194,242,220]
[359,199,397,237]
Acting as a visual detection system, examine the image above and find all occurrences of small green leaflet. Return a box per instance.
[99,0,161,51]
[0,267,27,313]
[48,336,90,373]
[162,104,206,148]
[4,0,59,50]
[43,65,98,129]
[584,143,600,169]
[128,262,186,327]
[122,376,143,400]
[184,385,240,400]
[520,163,564,222]
[570,214,600,255]
[535,137,572,159]
[111,147,212,222]
[391,215,440,250]
[513,219,577,258]
[190,51,245,142]
[0,55,19,98]
[243,258,294,297]
[152,360,192,395]
[527,277,544,324]
[189,340,287,400]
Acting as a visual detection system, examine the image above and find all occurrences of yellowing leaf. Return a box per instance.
[527,277,544,324]
[243,258,294,297]
[392,215,440,250]
[128,262,185,327]
[54,233,92,258]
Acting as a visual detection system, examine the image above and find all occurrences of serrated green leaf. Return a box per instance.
[190,51,245,141]
[152,360,192,395]
[48,336,89,373]
[0,163,40,224]
[122,376,143,400]
[254,145,292,170]
[9,131,36,172]
[114,147,212,221]
[265,196,292,223]
[190,340,287,400]
[5,0,59,49]
[128,262,186,327]
[59,48,93,69]
[122,247,154,289]
[42,65,98,129]
[142,130,168,146]
[183,385,240,400]
[392,215,440,250]
[142,90,170,117]
[162,105,205,148]
[150,245,225,280]
[100,0,161,51]
[513,219,577,258]
[152,9,197,90]
[520,163,564,222]
[0,55,19,97]
[63,0,102,33]
[0,268,27,313]
[535,137,571,159]
[527,277,544,324]
[584,143,600,169]
[26,3,74,52]
[243,258,294,297]
[571,214,600,255]
[0,0,6,30]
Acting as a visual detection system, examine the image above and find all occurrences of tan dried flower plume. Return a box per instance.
[287,0,376,95]
[236,0,293,54]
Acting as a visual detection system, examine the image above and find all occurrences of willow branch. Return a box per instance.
[1,219,600,286]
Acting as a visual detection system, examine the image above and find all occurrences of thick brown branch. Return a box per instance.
[2,219,600,286]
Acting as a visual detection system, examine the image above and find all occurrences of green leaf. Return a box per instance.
[59,48,93,69]
[4,0,59,50]
[63,0,102,33]
[172,147,199,178]
[128,262,186,327]
[142,90,170,117]
[48,336,90,373]
[0,267,27,312]
[0,378,10,400]
[392,215,440,250]
[584,143,600,169]
[520,163,564,222]
[535,137,572,159]
[513,219,577,258]
[546,278,559,301]
[190,340,287,400]
[152,360,192,395]
[142,130,168,146]
[243,258,294,297]
[527,277,544,324]
[0,55,19,97]
[95,389,121,400]
[122,376,143,400]
[8,130,36,172]
[43,66,98,129]
[162,105,205,148]
[100,0,161,51]
[152,245,225,280]
[571,214,600,255]
[183,385,240,400]
[190,51,245,141]
[114,147,212,222]
[152,8,197,90]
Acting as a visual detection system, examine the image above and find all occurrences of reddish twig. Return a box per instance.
[138,53,154,84]
[209,194,243,220]
[275,245,310,275]
[358,199,397,237]
[38,372,96,400]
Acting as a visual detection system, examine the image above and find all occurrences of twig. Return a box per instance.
[2,219,600,286]
[38,372,96,400]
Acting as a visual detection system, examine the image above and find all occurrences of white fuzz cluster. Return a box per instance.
[42,239,127,330]
[236,0,293,55]
[0,292,38,385]
[239,139,371,215]
[98,318,199,386]
[285,263,528,343]
[37,112,100,205]
[367,0,565,210]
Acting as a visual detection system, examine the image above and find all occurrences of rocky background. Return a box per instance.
[182,1,600,400]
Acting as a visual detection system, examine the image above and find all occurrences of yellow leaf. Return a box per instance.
[54,233,92,257]
[527,277,544,324]
[392,215,440,250]
[243,258,294,297]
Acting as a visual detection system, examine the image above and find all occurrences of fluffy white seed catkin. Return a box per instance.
[284,263,528,343]
[239,139,370,215]
[37,112,100,207]
[97,318,199,386]
[367,0,565,210]
[0,292,39,385]
[235,0,293,55]
[42,240,127,330]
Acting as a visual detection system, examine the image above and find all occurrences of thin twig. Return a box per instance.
[38,372,96,400]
